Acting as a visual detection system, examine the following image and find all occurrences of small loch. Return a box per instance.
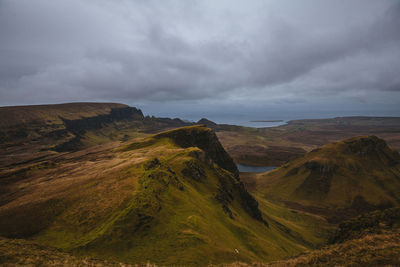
[236,164,276,173]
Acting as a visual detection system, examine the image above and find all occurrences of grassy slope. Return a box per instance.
[222,231,400,267]
[1,209,398,266]
[3,232,400,267]
[222,207,400,266]
[0,126,327,266]
[248,136,400,222]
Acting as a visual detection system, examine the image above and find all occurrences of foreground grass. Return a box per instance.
[220,231,400,267]
[2,231,399,266]
[0,237,152,267]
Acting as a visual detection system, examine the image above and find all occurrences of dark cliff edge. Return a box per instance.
[154,125,238,177]
[55,107,144,151]
[0,103,141,145]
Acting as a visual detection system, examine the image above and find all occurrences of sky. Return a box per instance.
[0,0,399,123]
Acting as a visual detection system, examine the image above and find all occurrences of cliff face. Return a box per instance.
[0,103,143,147]
[54,107,144,152]
[62,107,143,135]
[0,102,128,128]
[154,126,239,178]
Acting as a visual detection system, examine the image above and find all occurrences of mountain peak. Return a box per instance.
[340,135,388,156]
[197,118,218,128]
[154,125,239,177]
[257,135,400,222]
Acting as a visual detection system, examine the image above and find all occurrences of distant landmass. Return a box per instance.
[250,120,284,122]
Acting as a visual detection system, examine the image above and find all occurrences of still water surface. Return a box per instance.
[236,164,276,173]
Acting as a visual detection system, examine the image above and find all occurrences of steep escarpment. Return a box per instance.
[54,106,144,151]
[254,136,400,222]
[153,126,239,178]
[0,103,143,150]
[61,106,143,134]
[0,102,128,127]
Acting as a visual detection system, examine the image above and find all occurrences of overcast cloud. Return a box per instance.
[0,0,399,120]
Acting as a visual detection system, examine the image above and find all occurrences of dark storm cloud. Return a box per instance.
[0,0,399,108]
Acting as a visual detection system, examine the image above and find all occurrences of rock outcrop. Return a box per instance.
[154,126,239,178]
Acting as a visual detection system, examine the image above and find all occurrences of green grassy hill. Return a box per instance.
[250,136,400,222]
[0,126,327,266]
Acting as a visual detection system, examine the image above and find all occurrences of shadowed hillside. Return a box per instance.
[244,136,400,222]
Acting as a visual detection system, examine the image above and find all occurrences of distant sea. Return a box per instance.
[190,110,400,128]
[222,119,287,128]
[146,108,400,129]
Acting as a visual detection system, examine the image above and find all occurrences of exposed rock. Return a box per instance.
[305,160,337,176]
[61,107,143,135]
[344,136,388,156]
[235,181,268,225]
[215,186,234,219]
[144,158,161,170]
[154,126,239,179]
[181,160,206,181]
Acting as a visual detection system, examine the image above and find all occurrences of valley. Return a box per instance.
[214,117,400,166]
[0,103,399,266]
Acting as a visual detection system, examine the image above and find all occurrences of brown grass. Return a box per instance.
[0,237,156,267]
[219,231,400,267]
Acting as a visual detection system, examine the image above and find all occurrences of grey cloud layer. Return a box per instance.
[0,0,399,107]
